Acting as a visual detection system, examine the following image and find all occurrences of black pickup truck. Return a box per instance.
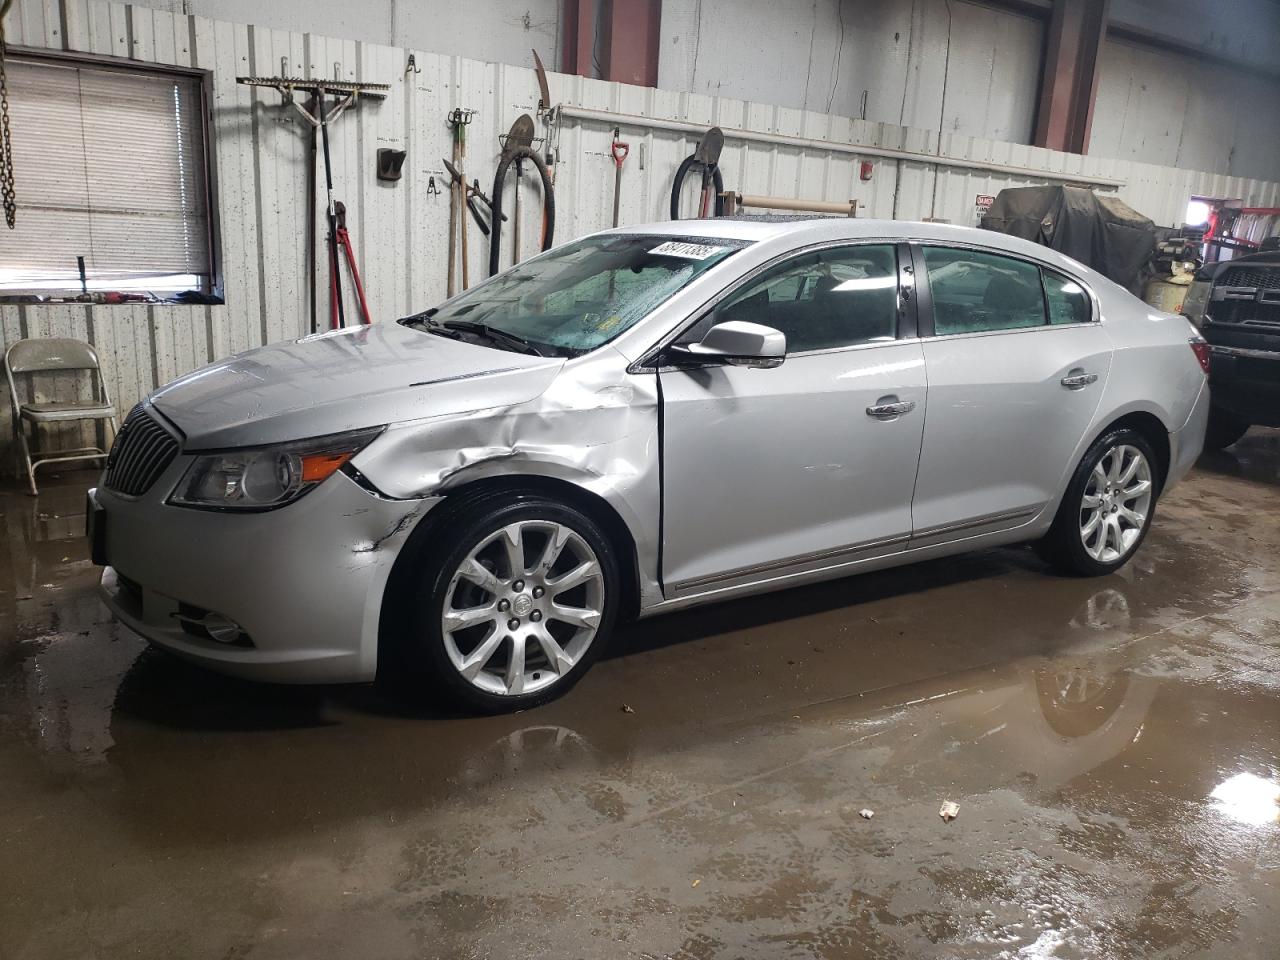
[1182,245,1280,448]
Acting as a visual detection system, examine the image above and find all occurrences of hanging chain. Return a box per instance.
[0,9,16,230]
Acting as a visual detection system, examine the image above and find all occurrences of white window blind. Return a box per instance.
[0,54,214,297]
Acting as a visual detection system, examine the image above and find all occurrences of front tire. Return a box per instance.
[1036,428,1159,577]
[396,493,620,713]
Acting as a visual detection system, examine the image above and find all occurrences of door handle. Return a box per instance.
[1060,371,1098,389]
[866,399,916,419]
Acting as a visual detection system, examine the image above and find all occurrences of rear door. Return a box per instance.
[658,242,927,596]
[909,243,1113,544]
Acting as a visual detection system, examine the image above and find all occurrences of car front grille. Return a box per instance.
[1219,266,1280,289]
[104,405,180,496]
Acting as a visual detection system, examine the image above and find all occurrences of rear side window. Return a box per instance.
[1044,269,1092,324]
[711,244,899,353]
[922,246,1046,335]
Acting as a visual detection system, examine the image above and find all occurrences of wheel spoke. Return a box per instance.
[549,604,601,631]
[1081,493,1102,509]
[1092,463,1108,490]
[443,604,496,632]
[1121,479,1151,500]
[1119,506,1145,528]
[537,632,575,675]
[459,558,502,594]
[1081,510,1102,539]
[1118,451,1141,486]
[548,560,598,595]
[502,523,526,580]
[535,524,572,576]
[458,626,504,680]
[505,635,527,695]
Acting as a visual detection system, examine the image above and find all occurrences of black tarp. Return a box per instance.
[978,186,1155,293]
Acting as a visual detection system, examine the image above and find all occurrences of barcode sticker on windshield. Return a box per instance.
[649,241,727,260]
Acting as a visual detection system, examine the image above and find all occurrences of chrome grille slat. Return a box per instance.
[104,405,180,496]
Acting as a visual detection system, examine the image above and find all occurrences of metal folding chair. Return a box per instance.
[4,338,118,495]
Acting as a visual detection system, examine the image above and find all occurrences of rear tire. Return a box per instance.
[388,492,620,714]
[1204,405,1249,450]
[1036,427,1159,577]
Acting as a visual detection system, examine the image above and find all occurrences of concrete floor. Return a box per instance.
[2,439,1279,960]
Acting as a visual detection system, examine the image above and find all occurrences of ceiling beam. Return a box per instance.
[1033,0,1109,154]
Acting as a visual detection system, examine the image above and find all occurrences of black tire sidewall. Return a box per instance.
[1205,405,1249,450]
[404,494,621,713]
[1045,427,1160,577]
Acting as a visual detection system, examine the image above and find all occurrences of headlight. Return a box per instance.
[1181,279,1211,326]
[169,427,383,511]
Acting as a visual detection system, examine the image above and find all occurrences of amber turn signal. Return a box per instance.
[300,451,355,483]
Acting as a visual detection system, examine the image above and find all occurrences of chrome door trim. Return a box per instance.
[908,506,1040,548]
[667,532,909,595]
[631,237,911,372]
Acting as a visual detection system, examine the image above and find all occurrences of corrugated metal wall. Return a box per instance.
[3,0,1280,472]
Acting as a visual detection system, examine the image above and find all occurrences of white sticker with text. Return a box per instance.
[648,241,728,260]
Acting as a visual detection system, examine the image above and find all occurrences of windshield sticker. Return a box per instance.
[649,240,728,260]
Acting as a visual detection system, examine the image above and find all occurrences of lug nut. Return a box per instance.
[530,610,543,622]
[513,580,525,592]
[508,618,521,630]
[532,586,544,599]
[497,598,511,612]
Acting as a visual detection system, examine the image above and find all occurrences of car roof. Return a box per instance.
[611,216,1105,283]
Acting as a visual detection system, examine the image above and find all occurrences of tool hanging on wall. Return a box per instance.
[669,126,725,220]
[610,129,630,228]
[0,0,17,229]
[488,114,554,278]
[443,158,506,238]
[446,107,476,295]
[236,66,389,332]
[330,201,371,327]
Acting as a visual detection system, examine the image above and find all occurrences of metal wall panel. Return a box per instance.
[3,0,1280,471]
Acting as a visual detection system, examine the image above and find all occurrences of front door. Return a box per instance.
[658,242,927,596]
[909,244,1113,544]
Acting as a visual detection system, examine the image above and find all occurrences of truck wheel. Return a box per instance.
[1204,406,1249,450]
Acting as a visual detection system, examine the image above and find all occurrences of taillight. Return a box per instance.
[1189,339,1211,375]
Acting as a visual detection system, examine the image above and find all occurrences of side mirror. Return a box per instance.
[670,320,786,369]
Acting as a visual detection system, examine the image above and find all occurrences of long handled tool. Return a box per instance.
[488,115,553,277]
[668,126,725,220]
[447,108,476,293]
[330,201,371,326]
[315,87,345,326]
[610,130,630,227]
[236,68,388,332]
[443,158,507,237]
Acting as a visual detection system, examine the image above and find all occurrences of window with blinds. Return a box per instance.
[0,52,218,302]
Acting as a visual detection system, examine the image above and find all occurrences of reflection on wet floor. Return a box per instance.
[2,438,1279,960]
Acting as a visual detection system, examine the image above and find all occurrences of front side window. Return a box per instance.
[708,244,899,353]
[1,53,217,303]
[412,235,745,356]
[923,246,1045,335]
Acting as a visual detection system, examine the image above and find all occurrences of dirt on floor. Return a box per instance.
[1,435,1278,960]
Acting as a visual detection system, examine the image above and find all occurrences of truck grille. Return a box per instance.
[104,405,180,496]
[1219,266,1280,289]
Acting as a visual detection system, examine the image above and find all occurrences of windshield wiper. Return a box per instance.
[440,320,546,356]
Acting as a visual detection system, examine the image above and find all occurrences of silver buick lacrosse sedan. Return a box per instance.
[90,218,1209,712]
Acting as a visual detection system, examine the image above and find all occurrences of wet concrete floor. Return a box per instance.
[2,437,1279,960]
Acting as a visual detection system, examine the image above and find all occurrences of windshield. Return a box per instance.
[402,234,747,356]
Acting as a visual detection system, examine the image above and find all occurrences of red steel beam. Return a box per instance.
[1033,0,1109,154]
[560,0,661,86]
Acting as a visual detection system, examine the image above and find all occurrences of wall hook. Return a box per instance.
[405,53,420,76]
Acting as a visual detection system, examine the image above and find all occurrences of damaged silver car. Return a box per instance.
[89,218,1209,711]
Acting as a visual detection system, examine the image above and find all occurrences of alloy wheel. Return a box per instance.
[1079,443,1153,564]
[440,520,606,697]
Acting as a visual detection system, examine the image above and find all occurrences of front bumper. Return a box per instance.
[1208,343,1280,426]
[94,468,439,684]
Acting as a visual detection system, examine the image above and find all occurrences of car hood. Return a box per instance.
[150,322,563,449]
